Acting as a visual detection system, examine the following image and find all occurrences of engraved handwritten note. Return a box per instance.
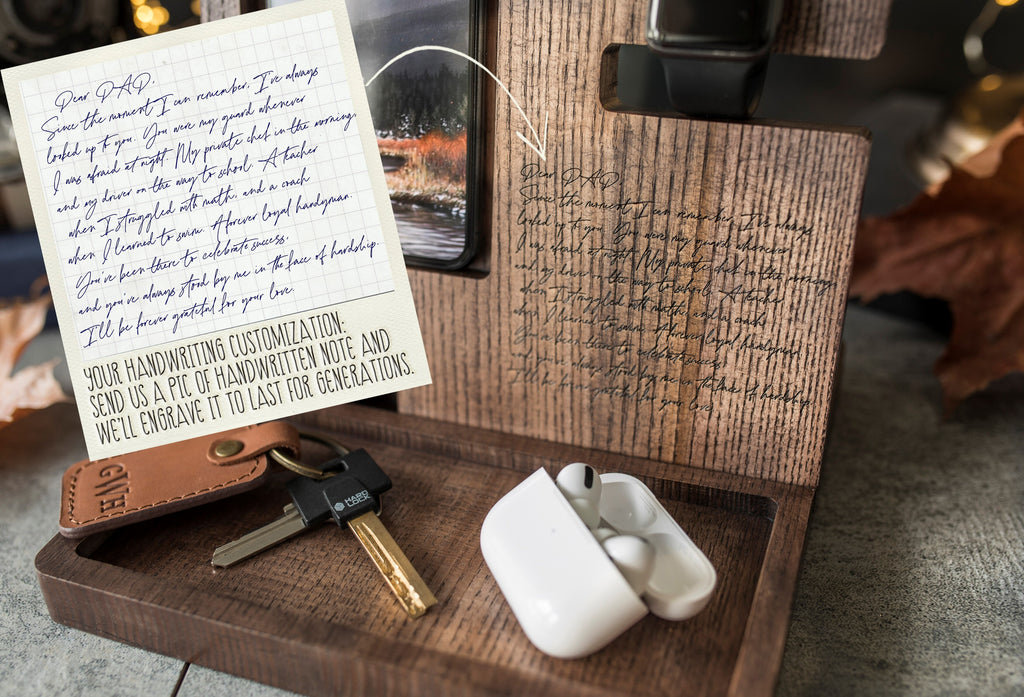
[509,161,837,416]
[490,143,857,472]
[3,0,430,458]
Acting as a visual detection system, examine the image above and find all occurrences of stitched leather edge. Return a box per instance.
[65,457,263,525]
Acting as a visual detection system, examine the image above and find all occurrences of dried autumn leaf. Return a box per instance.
[851,134,1024,415]
[927,110,1024,194]
[0,280,70,426]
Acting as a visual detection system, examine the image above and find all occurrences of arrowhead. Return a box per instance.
[368,45,550,162]
[516,112,549,161]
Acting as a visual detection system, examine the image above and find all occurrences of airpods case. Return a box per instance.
[480,468,717,659]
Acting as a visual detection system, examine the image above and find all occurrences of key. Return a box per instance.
[210,448,383,566]
[212,449,436,618]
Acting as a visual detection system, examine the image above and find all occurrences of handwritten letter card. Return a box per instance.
[3,0,431,459]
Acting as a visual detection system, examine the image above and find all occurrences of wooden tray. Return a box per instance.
[37,404,810,697]
[37,0,887,694]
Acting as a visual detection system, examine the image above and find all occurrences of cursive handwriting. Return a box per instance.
[508,161,837,416]
[26,20,393,361]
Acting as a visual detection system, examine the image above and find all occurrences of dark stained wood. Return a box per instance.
[595,0,892,59]
[399,1,872,487]
[37,404,812,697]
[197,0,891,60]
[774,0,891,59]
[199,0,877,491]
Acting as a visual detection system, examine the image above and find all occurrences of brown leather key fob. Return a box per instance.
[58,421,300,538]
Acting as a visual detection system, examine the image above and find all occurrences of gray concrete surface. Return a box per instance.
[0,305,1021,696]
[777,308,1024,697]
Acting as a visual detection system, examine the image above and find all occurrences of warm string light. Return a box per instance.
[133,0,172,34]
[979,74,1004,91]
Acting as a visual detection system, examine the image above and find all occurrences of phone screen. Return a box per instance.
[347,0,482,269]
[268,0,483,268]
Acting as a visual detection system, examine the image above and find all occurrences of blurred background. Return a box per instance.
[0,0,200,306]
[759,0,1024,217]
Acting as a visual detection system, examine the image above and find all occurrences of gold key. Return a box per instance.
[212,446,436,618]
[347,510,436,618]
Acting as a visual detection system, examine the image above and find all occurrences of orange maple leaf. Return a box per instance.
[0,279,70,426]
[851,135,1024,415]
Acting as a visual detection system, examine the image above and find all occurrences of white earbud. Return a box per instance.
[555,462,602,529]
[601,534,656,595]
[556,463,656,595]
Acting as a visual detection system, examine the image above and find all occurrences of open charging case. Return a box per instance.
[481,468,717,658]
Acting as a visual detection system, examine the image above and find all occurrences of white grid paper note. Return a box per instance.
[3,0,430,459]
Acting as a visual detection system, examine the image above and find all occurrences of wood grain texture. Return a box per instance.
[590,0,891,59]
[774,0,891,59]
[400,0,871,487]
[37,405,813,697]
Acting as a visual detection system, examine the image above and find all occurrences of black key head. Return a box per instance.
[286,449,391,527]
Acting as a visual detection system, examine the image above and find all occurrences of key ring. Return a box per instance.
[268,429,350,480]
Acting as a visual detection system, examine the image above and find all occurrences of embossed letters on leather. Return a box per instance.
[59,421,300,538]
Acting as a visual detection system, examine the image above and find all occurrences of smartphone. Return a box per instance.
[352,0,485,269]
[270,0,485,269]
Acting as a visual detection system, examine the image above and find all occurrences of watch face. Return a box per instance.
[649,0,776,53]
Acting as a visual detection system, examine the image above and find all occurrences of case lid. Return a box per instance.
[481,469,648,659]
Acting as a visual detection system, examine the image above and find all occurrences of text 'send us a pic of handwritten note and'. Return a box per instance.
[2,0,431,460]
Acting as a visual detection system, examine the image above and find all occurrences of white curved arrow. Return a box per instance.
[364,45,549,161]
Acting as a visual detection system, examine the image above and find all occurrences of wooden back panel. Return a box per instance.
[400,1,873,487]
[775,0,890,59]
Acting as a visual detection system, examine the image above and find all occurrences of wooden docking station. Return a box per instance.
[36,1,891,695]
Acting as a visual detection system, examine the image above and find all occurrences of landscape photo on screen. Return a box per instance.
[347,0,475,262]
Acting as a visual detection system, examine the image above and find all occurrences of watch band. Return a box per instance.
[656,53,769,119]
[59,421,301,538]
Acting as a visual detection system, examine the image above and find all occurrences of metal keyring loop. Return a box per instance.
[268,430,350,480]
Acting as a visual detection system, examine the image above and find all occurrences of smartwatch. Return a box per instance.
[646,0,782,119]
